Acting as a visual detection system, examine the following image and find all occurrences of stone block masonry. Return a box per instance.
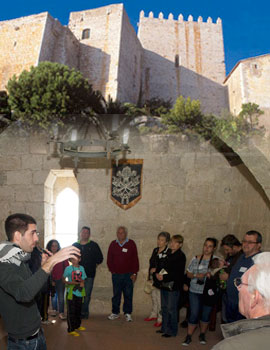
[0,120,269,315]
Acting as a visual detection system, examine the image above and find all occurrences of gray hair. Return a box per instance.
[117,226,128,234]
[249,252,270,309]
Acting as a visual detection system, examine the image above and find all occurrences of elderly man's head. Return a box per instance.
[116,226,128,243]
[236,252,270,319]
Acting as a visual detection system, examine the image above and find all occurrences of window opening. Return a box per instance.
[82,28,90,39]
[175,54,179,67]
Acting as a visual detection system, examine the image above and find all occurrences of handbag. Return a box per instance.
[160,281,174,291]
[144,279,154,294]
[202,277,218,306]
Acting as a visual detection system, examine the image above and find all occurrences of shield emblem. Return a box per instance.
[111,159,143,210]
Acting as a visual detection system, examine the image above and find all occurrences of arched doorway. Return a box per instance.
[44,170,79,247]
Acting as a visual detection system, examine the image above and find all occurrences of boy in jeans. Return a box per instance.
[63,256,87,336]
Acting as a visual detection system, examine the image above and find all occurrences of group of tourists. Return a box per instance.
[144,229,263,348]
[0,212,269,350]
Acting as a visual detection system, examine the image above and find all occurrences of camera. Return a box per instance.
[73,285,83,292]
[196,279,204,285]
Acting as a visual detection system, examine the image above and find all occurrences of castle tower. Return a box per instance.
[0,12,79,91]
[68,4,142,103]
[138,12,228,114]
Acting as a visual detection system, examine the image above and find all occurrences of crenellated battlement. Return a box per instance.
[139,10,222,25]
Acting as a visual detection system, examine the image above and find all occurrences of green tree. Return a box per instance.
[0,91,10,116]
[0,91,12,130]
[161,96,265,147]
[7,61,104,128]
[161,96,204,135]
[239,102,264,130]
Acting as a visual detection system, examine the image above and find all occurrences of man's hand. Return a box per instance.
[155,273,163,281]
[42,246,80,274]
[130,274,137,283]
[183,284,189,292]
[219,272,229,281]
[41,249,52,265]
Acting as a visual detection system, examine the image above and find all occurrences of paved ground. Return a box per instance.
[0,312,223,350]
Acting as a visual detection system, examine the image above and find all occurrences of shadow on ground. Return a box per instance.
[0,312,223,350]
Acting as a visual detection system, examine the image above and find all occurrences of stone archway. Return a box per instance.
[44,169,79,247]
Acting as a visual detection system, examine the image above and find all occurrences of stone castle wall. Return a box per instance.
[0,13,47,90]
[117,9,143,103]
[39,13,80,69]
[0,121,269,314]
[68,4,124,100]
[138,12,228,113]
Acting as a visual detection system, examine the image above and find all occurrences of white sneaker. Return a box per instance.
[41,320,52,325]
[125,313,132,322]
[108,313,120,320]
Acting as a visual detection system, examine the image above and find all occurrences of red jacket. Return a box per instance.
[107,239,139,274]
[52,260,69,281]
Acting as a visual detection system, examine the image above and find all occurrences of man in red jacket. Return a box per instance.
[107,226,139,322]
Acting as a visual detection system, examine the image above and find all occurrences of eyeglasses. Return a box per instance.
[242,240,258,245]
[234,277,249,288]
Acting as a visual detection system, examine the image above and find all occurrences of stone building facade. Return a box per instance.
[0,4,228,114]
[224,54,270,128]
[0,119,269,314]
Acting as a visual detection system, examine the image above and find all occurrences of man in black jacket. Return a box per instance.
[73,226,103,319]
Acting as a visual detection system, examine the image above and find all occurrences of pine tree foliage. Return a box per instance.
[7,61,103,128]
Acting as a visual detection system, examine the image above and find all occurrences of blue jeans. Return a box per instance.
[7,332,47,350]
[81,277,94,318]
[161,290,180,336]
[112,273,133,314]
[51,279,65,313]
[188,291,213,325]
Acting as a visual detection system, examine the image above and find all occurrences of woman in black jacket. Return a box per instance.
[156,234,186,337]
[144,231,171,327]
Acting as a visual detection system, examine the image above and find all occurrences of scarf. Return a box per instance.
[0,241,31,266]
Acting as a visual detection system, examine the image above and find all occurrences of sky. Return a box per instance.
[1,0,269,75]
